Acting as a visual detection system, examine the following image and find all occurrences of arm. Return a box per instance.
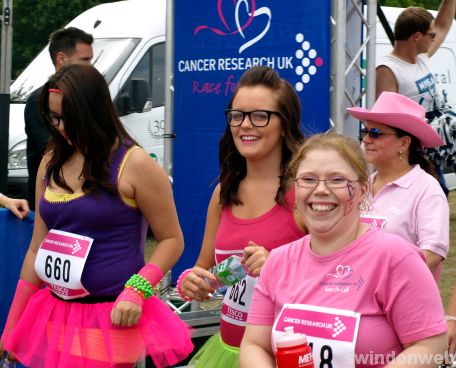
[427,0,456,58]
[240,324,276,368]
[178,185,222,301]
[386,333,447,367]
[446,286,456,355]
[421,250,444,273]
[19,155,49,285]
[0,194,30,219]
[415,194,449,274]
[383,239,447,367]
[111,148,184,326]
[376,65,398,99]
[133,152,184,272]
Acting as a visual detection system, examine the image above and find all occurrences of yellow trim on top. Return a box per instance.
[45,189,84,203]
[44,145,141,206]
[118,145,142,208]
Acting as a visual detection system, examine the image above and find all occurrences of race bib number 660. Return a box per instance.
[35,229,93,299]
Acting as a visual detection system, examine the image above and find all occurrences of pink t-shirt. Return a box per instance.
[361,165,449,281]
[215,189,305,347]
[248,228,447,366]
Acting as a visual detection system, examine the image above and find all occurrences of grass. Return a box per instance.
[440,191,456,310]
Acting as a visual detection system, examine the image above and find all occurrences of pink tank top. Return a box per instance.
[215,189,305,347]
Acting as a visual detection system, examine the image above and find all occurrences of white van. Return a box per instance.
[376,6,456,189]
[7,0,166,197]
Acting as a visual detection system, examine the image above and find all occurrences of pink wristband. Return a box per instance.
[115,287,145,308]
[177,268,193,301]
[138,263,163,287]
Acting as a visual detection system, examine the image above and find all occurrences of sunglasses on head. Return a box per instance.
[359,128,398,141]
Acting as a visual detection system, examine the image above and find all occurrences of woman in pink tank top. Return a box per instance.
[177,66,307,367]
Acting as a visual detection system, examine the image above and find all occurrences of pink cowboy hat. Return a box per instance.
[346,91,444,148]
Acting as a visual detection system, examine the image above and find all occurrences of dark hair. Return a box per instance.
[40,63,136,194]
[219,66,305,206]
[394,7,434,41]
[394,128,437,178]
[48,27,94,66]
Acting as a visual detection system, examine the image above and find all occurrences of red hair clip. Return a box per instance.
[48,88,63,94]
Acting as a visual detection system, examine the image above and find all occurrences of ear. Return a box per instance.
[359,181,369,203]
[399,135,412,151]
[412,31,422,41]
[55,51,67,69]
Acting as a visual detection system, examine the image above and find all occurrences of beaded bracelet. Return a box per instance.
[125,274,154,299]
[177,268,193,301]
[125,285,145,299]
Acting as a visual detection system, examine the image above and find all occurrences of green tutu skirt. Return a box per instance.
[188,333,240,368]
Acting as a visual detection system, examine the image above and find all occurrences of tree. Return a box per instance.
[379,0,441,10]
[7,0,116,78]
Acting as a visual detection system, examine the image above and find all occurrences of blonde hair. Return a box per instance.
[287,133,369,188]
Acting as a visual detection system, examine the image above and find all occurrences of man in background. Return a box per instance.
[25,27,93,209]
[376,0,456,196]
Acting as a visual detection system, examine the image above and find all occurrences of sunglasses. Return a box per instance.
[359,128,398,141]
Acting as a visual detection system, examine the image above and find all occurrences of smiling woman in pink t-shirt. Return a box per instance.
[176,66,307,367]
[240,133,447,368]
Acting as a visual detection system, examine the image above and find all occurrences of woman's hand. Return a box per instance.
[448,320,456,361]
[111,301,142,327]
[1,195,30,219]
[0,342,17,364]
[180,266,215,301]
[242,242,270,277]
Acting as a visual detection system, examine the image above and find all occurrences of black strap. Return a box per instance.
[50,291,117,304]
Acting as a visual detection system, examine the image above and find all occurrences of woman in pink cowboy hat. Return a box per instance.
[347,91,449,282]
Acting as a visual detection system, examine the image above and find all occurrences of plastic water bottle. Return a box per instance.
[205,255,248,293]
[275,326,314,368]
[0,358,16,368]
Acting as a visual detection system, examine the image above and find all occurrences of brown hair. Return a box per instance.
[394,7,434,41]
[48,27,93,66]
[40,63,136,194]
[393,128,437,178]
[287,133,369,189]
[219,66,305,206]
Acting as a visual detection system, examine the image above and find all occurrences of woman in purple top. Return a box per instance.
[0,64,192,367]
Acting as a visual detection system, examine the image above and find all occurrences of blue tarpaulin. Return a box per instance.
[0,209,34,333]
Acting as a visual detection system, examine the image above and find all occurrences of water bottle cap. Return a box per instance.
[275,326,308,348]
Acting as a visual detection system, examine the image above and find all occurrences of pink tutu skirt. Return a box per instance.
[4,288,193,368]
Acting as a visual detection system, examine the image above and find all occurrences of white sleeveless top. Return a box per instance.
[378,53,435,112]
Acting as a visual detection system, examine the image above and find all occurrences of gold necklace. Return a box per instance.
[353,221,361,242]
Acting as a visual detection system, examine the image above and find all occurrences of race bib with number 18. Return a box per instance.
[273,304,360,368]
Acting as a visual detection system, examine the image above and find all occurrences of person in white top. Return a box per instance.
[376,1,456,103]
[376,2,456,197]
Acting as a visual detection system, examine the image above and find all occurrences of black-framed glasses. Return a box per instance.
[225,109,280,127]
[424,31,437,40]
[42,111,64,126]
[295,176,359,189]
[359,128,398,141]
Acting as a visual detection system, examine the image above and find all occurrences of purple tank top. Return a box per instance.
[39,143,147,296]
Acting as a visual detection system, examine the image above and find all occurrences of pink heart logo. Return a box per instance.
[336,265,353,279]
[194,0,256,36]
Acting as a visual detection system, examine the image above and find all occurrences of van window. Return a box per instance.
[114,42,165,116]
[10,38,140,102]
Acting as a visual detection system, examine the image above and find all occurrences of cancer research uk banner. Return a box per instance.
[173,0,331,277]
